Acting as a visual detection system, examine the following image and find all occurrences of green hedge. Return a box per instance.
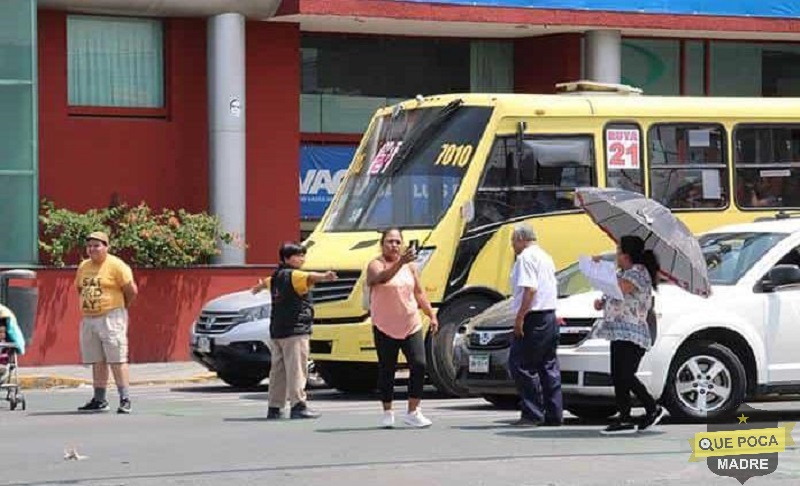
[39,199,239,267]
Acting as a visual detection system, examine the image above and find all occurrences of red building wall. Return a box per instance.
[20,267,272,365]
[37,12,301,264]
[515,34,582,94]
[38,11,210,215]
[246,22,301,263]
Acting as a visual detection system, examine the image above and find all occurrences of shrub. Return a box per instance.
[39,199,240,267]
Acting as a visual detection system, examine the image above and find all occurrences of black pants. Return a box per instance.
[507,311,563,423]
[373,327,426,403]
[611,340,657,420]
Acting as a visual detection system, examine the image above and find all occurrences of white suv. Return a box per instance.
[559,216,800,421]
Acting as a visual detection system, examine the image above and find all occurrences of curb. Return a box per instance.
[18,373,219,390]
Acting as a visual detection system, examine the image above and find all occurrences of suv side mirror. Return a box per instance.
[761,264,800,293]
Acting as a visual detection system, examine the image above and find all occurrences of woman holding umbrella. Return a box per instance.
[594,235,668,434]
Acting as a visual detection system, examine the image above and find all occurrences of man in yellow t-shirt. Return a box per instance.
[75,231,138,414]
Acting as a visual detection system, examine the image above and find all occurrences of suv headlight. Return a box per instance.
[415,247,435,273]
[237,305,270,324]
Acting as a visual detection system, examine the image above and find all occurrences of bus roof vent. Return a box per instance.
[555,80,643,96]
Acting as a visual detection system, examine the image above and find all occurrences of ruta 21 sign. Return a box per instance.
[606,128,640,170]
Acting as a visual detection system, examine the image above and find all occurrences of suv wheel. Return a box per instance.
[218,370,269,388]
[663,340,746,422]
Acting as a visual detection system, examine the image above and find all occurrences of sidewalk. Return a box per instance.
[16,362,218,389]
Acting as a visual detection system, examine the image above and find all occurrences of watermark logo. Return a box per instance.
[688,404,795,484]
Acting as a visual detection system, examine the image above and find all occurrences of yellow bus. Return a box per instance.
[304,82,794,396]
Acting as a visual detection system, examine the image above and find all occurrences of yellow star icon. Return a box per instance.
[738,414,749,424]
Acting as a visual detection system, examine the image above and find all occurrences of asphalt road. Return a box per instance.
[2,383,800,486]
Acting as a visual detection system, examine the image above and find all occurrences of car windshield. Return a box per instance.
[700,231,787,285]
[324,104,493,231]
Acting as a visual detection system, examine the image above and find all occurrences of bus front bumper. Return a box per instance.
[310,318,380,363]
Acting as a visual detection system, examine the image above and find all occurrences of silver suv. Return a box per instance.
[190,290,271,387]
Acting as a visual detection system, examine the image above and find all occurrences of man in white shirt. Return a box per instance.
[507,223,563,426]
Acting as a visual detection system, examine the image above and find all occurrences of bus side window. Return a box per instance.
[470,135,595,230]
[734,124,800,209]
[648,123,729,210]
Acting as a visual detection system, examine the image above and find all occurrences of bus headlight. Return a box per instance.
[415,248,435,273]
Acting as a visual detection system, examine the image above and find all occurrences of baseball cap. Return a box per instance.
[86,231,110,245]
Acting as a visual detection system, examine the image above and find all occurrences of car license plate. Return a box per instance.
[469,354,490,373]
[196,336,211,353]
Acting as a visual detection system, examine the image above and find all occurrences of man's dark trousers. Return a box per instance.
[507,310,563,424]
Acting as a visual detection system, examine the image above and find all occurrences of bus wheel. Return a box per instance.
[315,362,378,393]
[427,295,496,398]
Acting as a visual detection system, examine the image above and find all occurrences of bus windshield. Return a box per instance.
[325,104,493,231]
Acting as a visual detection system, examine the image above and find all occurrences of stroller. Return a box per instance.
[0,304,26,411]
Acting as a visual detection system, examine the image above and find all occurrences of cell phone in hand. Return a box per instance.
[409,239,420,253]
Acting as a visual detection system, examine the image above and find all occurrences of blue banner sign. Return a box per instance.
[397,0,800,19]
[300,144,356,220]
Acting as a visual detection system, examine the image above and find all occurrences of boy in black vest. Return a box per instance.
[253,242,336,419]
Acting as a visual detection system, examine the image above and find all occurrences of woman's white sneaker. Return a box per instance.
[402,410,432,428]
[381,411,395,429]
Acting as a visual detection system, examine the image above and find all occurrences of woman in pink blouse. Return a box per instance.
[367,228,438,429]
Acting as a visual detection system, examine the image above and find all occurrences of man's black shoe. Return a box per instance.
[290,402,320,419]
[78,399,109,412]
[511,417,543,427]
[267,407,282,420]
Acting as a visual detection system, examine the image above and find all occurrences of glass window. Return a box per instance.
[700,232,786,285]
[0,0,36,264]
[68,15,164,108]
[302,35,469,99]
[0,0,34,81]
[621,39,680,95]
[301,35,471,133]
[604,123,644,194]
[683,40,705,96]
[470,40,513,93]
[648,124,728,210]
[472,135,594,229]
[734,125,800,209]
[324,104,493,231]
[709,42,800,97]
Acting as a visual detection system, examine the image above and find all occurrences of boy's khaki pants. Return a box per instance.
[268,335,309,408]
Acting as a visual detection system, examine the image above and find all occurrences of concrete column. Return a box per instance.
[584,30,622,84]
[208,13,246,264]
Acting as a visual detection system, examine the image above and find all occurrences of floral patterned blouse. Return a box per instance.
[597,264,653,351]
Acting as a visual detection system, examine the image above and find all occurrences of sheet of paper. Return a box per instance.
[578,255,624,301]
[688,129,711,148]
[701,170,722,199]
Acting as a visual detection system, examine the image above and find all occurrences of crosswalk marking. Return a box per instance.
[29,384,518,419]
